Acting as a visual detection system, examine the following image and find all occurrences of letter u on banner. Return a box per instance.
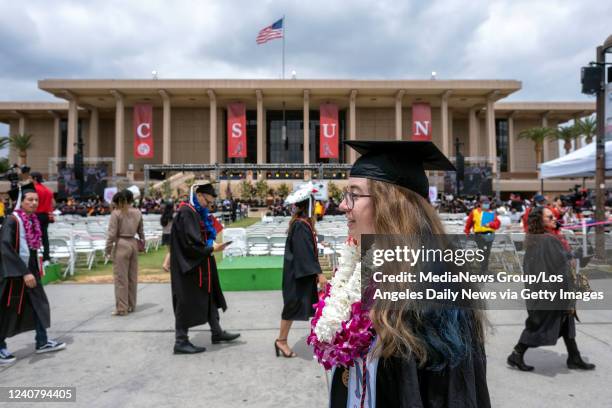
[320,103,339,158]
[412,102,432,141]
[133,104,154,159]
[227,102,247,158]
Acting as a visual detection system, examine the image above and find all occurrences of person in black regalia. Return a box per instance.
[170,181,239,354]
[507,206,595,372]
[275,184,325,358]
[0,183,66,365]
[326,141,490,407]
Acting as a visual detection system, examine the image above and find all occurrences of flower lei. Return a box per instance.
[307,240,374,370]
[14,208,42,250]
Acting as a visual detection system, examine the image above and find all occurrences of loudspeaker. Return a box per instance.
[581,66,603,95]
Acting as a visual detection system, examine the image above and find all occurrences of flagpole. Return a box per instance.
[282,15,285,79]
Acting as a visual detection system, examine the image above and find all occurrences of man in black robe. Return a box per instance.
[170,182,239,354]
[0,184,66,365]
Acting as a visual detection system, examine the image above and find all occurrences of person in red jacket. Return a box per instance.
[31,172,54,263]
[465,197,501,274]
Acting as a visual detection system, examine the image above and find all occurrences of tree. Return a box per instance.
[9,133,32,165]
[0,157,10,174]
[327,181,343,203]
[517,127,555,166]
[277,183,290,198]
[0,136,9,151]
[575,116,597,144]
[239,180,255,201]
[553,125,579,154]
[255,179,269,203]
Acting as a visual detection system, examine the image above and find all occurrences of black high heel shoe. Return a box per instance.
[274,338,296,358]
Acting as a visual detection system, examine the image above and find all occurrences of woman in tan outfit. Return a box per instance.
[105,190,145,316]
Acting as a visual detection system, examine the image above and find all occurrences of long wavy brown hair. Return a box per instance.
[367,179,486,365]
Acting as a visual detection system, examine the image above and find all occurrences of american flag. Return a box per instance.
[256,18,284,44]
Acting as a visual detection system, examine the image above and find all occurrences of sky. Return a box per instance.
[0,0,610,144]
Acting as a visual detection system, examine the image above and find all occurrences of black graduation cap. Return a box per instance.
[344,140,455,198]
[193,181,217,197]
[8,182,36,202]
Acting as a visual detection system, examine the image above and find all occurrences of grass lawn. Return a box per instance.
[66,217,261,283]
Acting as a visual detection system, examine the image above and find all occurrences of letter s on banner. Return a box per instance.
[133,104,154,158]
[227,102,247,158]
[320,103,338,158]
[412,102,432,141]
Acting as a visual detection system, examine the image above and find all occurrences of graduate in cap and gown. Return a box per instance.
[275,183,325,358]
[0,183,66,365]
[170,181,240,354]
[309,141,490,407]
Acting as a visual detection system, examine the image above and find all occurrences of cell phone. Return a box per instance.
[223,241,233,246]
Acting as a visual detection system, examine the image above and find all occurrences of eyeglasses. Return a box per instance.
[342,189,371,210]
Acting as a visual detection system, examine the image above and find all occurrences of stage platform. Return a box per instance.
[217,255,283,291]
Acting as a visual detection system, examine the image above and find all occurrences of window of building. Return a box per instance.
[495,119,509,172]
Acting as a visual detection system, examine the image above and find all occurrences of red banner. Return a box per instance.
[412,103,432,141]
[133,104,154,158]
[227,102,247,158]
[320,103,339,158]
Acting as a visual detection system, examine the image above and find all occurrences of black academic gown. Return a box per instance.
[281,219,320,321]
[0,215,50,340]
[330,319,491,408]
[170,205,227,329]
[519,234,575,347]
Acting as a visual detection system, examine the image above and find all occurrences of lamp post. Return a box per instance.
[594,35,612,261]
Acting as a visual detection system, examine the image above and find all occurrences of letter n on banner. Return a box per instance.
[412,103,432,141]
[227,102,246,158]
[134,104,154,158]
[320,103,338,158]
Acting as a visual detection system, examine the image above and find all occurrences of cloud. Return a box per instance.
[0,0,609,103]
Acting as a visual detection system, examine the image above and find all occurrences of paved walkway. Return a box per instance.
[0,284,610,407]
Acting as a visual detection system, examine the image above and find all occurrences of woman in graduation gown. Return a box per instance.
[506,206,595,371]
[312,141,490,407]
[275,185,324,358]
[170,182,239,354]
[0,184,65,364]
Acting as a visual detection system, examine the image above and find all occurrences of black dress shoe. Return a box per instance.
[211,331,241,344]
[174,342,207,354]
[567,355,596,370]
[507,351,534,371]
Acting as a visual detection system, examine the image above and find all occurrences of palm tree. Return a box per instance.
[517,127,555,166]
[0,136,9,151]
[553,125,579,154]
[9,133,32,165]
[575,116,597,144]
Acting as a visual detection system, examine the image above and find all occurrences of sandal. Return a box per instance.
[274,338,297,358]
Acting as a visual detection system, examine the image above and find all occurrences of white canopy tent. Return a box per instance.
[540,141,612,178]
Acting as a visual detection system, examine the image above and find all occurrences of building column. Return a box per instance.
[468,107,480,158]
[486,96,497,173]
[541,112,550,162]
[507,111,516,172]
[256,90,264,164]
[395,90,405,141]
[448,108,454,155]
[159,90,171,164]
[67,98,78,165]
[16,113,26,135]
[110,90,125,174]
[303,90,310,164]
[88,107,99,158]
[207,89,217,165]
[440,91,451,155]
[573,114,582,149]
[348,90,357,164]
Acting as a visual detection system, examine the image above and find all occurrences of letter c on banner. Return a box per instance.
[137,123,151,138]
